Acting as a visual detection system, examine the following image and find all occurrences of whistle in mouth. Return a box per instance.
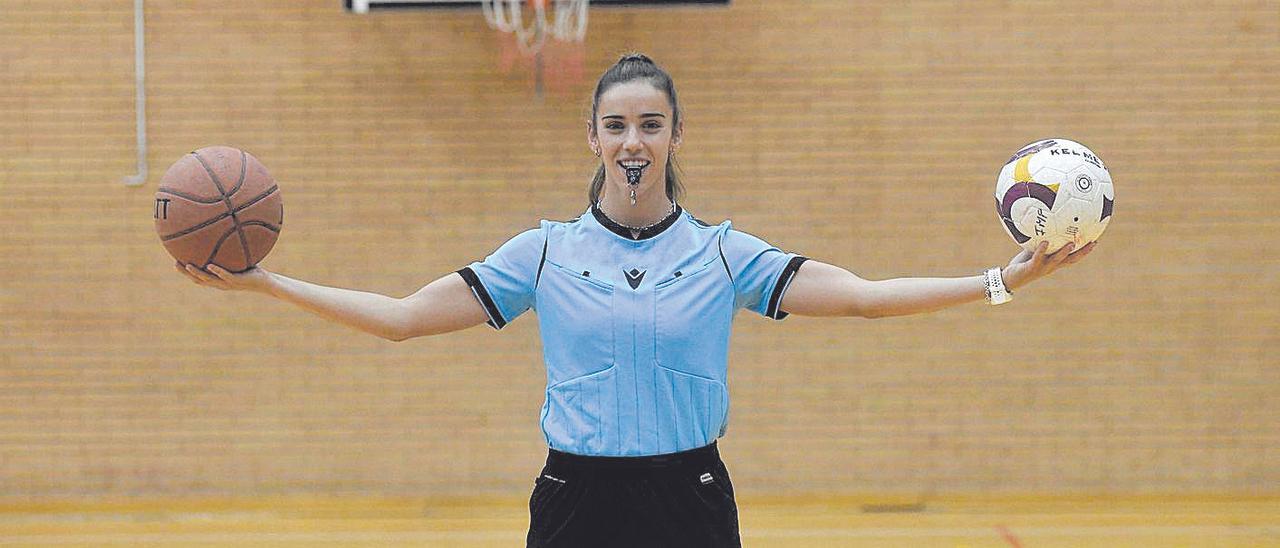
[625,167,644,186]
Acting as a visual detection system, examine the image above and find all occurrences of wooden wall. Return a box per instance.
[1,0,1277,498]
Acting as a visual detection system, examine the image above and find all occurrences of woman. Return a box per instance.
[178,54,1094,547]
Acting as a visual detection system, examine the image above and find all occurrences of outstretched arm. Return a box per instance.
[176,263,489,341]
[780,241,1095,319]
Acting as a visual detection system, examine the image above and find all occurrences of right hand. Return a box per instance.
[175,261,273,294]
[1000,240,1096,292]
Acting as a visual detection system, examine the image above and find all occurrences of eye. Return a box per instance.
[643,121,663,130]
[605,121,624,130]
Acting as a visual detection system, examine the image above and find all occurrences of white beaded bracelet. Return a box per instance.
[984,267,1012,305]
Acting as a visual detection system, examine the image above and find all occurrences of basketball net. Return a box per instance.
[483,0,588,98]
[482,0,589,55]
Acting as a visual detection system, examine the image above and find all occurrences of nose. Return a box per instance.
[623,127,643,152]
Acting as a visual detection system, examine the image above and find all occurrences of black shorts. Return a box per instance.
[526,441,741,548]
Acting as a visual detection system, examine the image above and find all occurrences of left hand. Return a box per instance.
[175,261,274,294]
[1001,240,1096,292]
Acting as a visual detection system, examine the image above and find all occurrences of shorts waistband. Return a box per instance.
[546,442,721,469]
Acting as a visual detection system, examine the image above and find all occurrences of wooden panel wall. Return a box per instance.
[1,0,1277,497]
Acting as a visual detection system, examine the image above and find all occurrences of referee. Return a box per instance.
[177,54,1094,547]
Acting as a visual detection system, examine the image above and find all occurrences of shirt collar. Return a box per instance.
[590,203,683,241]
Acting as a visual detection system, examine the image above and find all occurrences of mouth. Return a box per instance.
[618,160,651,185]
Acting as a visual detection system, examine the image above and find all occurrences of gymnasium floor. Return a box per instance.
[1,496,1277,547]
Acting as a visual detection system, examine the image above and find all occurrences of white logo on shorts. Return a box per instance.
[699,473,714,485]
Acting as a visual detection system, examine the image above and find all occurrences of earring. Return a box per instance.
[592,147,601,157]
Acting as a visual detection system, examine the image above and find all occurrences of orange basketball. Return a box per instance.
[153,146,283,272]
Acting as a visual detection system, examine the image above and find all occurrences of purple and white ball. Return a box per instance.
[995,138,1114,254]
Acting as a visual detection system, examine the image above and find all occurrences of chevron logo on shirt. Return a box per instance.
[624,268,646,290]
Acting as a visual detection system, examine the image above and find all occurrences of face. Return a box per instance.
[589,80,682,201]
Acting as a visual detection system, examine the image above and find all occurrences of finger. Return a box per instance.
[1033,241,1050,266]
[185,264,220,285]
[190,264,231,289]
[206,264,233,281]
[1050,243,1076,266]
[181,264,207,284]
[178,263,209,284]
[1064,242,1096,265]
[175,262,201,283]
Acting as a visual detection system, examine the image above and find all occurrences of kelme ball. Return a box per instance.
[995,138,1114,254]
[154,146,283,272]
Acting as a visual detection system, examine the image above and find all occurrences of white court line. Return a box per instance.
[0,526,1276,544]
[743,525,1280,538]
[0,531,512,545]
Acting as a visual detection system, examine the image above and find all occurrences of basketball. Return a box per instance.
[153,146,283,273]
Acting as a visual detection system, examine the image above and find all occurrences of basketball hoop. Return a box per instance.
[482,0,588,55]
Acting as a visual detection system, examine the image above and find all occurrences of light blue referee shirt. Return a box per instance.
[458,205,807,457]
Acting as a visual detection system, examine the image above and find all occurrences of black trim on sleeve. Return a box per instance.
[717,232,734,286]
[456,267,507,330]
[765,256,809,320]
[534,234,549,289]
